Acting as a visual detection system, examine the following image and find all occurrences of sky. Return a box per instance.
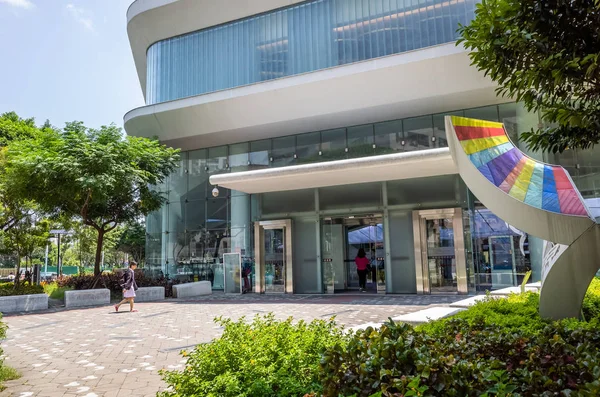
[0,0,144,130]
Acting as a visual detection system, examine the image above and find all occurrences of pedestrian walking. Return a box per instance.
[115,261,139,312]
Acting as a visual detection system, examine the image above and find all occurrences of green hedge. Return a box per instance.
[161,279,600,396]
[0,314,20,391]
[159,315,345,397]
[0,282,44,297]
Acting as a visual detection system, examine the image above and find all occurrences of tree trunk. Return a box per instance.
[14,255,21,289]
[94,229,105,276]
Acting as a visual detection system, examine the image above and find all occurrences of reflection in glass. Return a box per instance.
[264,228,285,293]
[296,132,320,164]
[374,120,403,154]
[347,124,374,159]
[272,136,296,168]
[321,128,346,160]
[404,116,433,151]
[426,218,457,292]
[250,140,271,170]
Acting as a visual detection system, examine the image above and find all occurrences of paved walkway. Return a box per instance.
[0,293,463,397]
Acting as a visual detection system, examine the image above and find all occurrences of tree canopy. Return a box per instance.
[3,121,179,275]
[458,0,600,153]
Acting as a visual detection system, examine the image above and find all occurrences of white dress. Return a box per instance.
[124,286,136,298]
[123,269,136,298]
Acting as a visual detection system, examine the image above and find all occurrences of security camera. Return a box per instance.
[212,186,219,198]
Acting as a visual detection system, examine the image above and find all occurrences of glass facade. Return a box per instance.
[145,102,600,293]
[146,0,478,104]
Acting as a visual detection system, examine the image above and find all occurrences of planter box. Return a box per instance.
[65,289,110,308]
[134,286,165,302]
[173,281,212,298]
[0,293,48,313]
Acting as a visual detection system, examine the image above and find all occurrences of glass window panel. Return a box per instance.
[347,124,374,158]
[404,115,433,151]
[186,200,207,231]
[208,146,228,174]
[432,111,463,148]
[188,149,208,201]
[207,197,229,230]
[146,0,477,104]
[374,120,403,154]
[249,140,271,170]
[169,153,188,202]
[464,105,499,122]
[167,201,186,234]
[320,128,346,160]
[319,182,382,210]
[296,131,321,164]
[498,103,519,143]
[387,175,458,206]
[229,142,249,172]
[271,135,296,168]
[261,189,315,213]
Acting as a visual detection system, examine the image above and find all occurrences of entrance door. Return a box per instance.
[254,220,293,294]
[413,208,468,294]
[321,214,384,293]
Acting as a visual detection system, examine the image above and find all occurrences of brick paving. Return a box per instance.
[0,293,463,397]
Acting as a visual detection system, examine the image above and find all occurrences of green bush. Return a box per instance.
[42,282,72,300]
[320,319,600,396]
[0,282,44,296]
[582,277,600,321]
[0,314,20,391]
[159,314,345,397]
[419,292,548,337]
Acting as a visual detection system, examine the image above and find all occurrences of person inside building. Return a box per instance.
[355,248,370,292]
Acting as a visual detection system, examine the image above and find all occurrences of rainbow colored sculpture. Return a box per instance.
[446,116,600,320]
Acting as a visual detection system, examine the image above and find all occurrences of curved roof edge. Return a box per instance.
[127,0,307,98]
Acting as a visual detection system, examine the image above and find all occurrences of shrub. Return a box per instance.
[57,270,180,297]
[320,319,600,396]
[0,314,20,391]
[41,282,72,300]
[419,292,548,337]
[582,277,600,321]
[0,282,44,296]
[159,314,346,397]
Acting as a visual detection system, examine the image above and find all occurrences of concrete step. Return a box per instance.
[526,282,541,290]
[450,294,501,308]
[391,306,465,325]
[490,286,539,296]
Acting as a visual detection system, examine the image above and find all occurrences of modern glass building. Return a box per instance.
[125,0,600,295]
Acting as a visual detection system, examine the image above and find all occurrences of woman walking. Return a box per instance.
[115,261,139,312]
[355,248,370,292]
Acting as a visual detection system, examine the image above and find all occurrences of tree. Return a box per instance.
[458,0,600,153]
[0,204,49,288]
[117,221,146,265]
[4,122,179,276]
[0,112,44,231]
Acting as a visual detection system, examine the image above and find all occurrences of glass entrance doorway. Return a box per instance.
[321,214,384,293]
[413,208,468,294]
[254,220,293,294]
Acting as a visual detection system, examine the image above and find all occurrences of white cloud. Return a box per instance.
[0,0,35,9]
[66,3,94,32]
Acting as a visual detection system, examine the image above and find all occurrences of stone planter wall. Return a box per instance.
[0,294,48,313]
[134,286,165,302]
[65,289,110,308]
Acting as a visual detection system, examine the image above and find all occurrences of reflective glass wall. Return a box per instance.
[144,102,600,291]
[146,0,478,104]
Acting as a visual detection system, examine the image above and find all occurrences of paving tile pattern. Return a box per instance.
[0,293,463,397]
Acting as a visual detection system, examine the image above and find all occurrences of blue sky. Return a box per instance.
[0,0,144,130]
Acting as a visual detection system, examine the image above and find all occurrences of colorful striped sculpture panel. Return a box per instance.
[446,115,599,321]
[451,116,589,217]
